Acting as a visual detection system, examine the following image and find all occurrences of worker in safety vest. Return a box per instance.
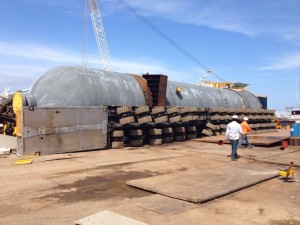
[238,117,254,149]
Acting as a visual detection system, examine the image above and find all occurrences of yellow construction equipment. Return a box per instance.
[202,81,249,90]
[14,158,33,165]
[279,161,294,181]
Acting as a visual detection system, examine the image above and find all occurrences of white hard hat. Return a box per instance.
[243,117,249,121]
[232,115,238,119]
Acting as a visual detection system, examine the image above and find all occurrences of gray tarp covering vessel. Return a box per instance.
[25,66,261,109]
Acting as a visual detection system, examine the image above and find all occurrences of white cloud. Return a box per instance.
[112,0,300,41]
[112,59,168,74]
[0,64,49,91]
[12,0,300,42]
[0,41,82,91]
[0,64,47,78]
[0,41,196,91]
[112,58,196,83]
[0,42,176,76]
[0,42,81,63]
[257,53,300,71]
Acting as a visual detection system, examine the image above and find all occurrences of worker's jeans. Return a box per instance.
[230,139,239,159]
[238,134,252,148]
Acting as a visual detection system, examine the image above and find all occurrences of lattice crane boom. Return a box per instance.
[88,0,112,71]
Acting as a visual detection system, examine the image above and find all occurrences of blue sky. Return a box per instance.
[0,0,300,112]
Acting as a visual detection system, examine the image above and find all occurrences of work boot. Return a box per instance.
[248,145,254,149]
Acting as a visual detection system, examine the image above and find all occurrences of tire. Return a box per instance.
[138,116,152,124]
[219,115,228,121]
[117,106,132,115]
[169,115,181,123]
[166,106,178,114]
[206,122,216,130]
[174,135,185,142]
[214,124,221,131]
[149,138,163,145]
[220,124,227,129]
[179,107,188,114]
[162,136,174,143]
[129,139,144,147]
[119,116,135,125]
[198,115,206,121]
[154,115,168,124]
[208,108,221,113]
[198,107,206,113]
[129,129,143,136]
[135,106,150,115]
[149,128,162,135]
[174,126,185,133]
[202,129,213,136]
[162,127,173,134]
[111,141,124,149]
[181,115,193,122]
[111,130,124,137]
[151,106,165,114]
[192,115,199,121]
[186,126,196,132]
[188,107,198,113]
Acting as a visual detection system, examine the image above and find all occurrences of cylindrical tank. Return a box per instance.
[26,66,262,109]
[166,81,245,108]
[27,66,146,107]
[290,123,300,137]
[235,91,262,109]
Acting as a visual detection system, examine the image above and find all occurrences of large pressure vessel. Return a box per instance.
[27,66,146,107]
[26,66,262,109]
[166,81,261,109]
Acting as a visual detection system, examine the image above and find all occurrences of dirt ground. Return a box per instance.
[1,131,300,225]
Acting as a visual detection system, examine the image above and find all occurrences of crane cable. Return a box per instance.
[119,0,226,82]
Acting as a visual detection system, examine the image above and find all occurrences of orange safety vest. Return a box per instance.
[240,121,252,134]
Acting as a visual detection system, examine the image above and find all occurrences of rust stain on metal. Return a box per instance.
[143,74,168,106]
[131,74,153,107]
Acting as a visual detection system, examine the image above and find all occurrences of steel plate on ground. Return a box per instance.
[195,134,289,146]
[127,164,278,203]
[134,194,197,215]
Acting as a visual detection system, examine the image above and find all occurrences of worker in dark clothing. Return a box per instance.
[281,119,287,130]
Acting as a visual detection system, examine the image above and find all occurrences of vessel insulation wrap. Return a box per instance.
[28,66,146,107]
[166,81,246,108]
[235,91,262,109]
[26,66,262,109]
